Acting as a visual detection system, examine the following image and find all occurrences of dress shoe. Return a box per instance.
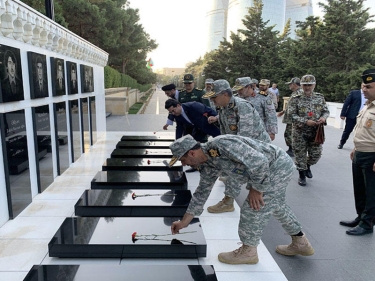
[337,144,343,149]
[346,225,373,236]
[340,218,360,227]
[185,167,197,173]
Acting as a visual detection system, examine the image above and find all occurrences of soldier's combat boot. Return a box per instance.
[276,234,315,256]
[286,147,294,157]
[298,171,306,186]
[305,165,313,178]
[207,196,234,213]
[218,244,259,264]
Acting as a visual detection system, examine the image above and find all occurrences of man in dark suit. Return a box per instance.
[1,50,24,103]
[338,89,366,149]
[69,64,78,94]
[165,99,220,143]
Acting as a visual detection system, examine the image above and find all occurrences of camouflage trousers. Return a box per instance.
[284,123,293,147]
[292,129,322,171]
[237,153,302,246]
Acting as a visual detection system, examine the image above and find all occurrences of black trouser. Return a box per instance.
[340,118,356,145]
[352,151,375,229]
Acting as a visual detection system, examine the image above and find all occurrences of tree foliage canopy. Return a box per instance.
[189,0,375,102]
[21,0,158,84]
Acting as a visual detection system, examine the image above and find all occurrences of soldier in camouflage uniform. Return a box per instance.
[233,77,278,140]
[202,79,270,213]
[169,134,315,264]
[277,77,303,157]
[259,79,278,109]
[288,75,330,186]
[251,79,260,94]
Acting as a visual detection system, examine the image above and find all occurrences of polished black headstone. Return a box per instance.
[111,148,173,158]
[24,265,218,281]
[121,135,174,141]
[91,171,187,190]
[75,189,191,217]
[102,158,182,171]
[48,217,206,258]
[116,141,172,149]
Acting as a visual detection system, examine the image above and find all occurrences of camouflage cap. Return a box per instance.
[169,135,198,167]
[362,69,375,84]
[202,79,231,98]
[205,78,214,84]
[232,77,252,91]
[183,74,194,83]
[251,79,259,84]
[259,79,270,86]
[285,77,300,85]
[300,75,316,85]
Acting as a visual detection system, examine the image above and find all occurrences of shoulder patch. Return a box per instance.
[266,99,272,105]
[209,149,221,157]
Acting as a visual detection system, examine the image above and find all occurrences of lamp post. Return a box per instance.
[45,0,55,20]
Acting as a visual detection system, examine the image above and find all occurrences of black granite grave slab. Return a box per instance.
[24,264,218,281]
[48,217,206,258]
[75,189,192,217]
[116,140,173,149]
[102,158,182,171]
[121,135,175,141]
[111,148,173,158]
[91,171,187,189]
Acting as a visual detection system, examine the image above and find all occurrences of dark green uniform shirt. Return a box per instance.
[178,88,210,107]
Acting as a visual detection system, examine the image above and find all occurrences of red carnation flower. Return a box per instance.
[203,113,208,118]
[147,160,151,165]
[132,192,136,200]
[308,111,314,117]
[132,232,138,243]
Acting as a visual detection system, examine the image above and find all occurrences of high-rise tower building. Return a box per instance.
[286,0,313,39]
[206,0,313,52]
[206,0,229,52]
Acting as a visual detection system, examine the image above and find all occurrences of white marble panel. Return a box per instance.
[0,217,65,239]
[216,272,287,281]
[199,217,240,240]
[18,200,76,217]
[0,239,49,271]
[0,272,29,281]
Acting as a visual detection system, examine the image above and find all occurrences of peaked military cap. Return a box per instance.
[183,74,194,83]
[259,79,270,86]
[232,77,252,91]
[202,79,231,98]
[285,77,300,85]
[161,83,176,91]
[169,135,198,167]
[300,75,316,85]
[362,69,375,84]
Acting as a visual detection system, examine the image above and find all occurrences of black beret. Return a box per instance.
[362,69,375,84]
[162,84,176,91]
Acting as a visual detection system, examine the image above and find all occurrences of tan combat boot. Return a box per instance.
[207,196,234,213]
[276,234,315,256]
[218,244,259,264]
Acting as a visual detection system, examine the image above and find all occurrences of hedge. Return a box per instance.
[104,66,151,92]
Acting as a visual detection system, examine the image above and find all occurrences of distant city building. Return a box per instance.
[206,0,313,52]
[155,68,185,77]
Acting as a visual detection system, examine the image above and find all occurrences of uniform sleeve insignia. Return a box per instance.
[209,149,221,157]
[229,124,238,131]
[366,119,373,128]
[266,99,272,105]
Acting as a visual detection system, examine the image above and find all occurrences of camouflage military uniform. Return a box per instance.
[282,88,303,147]
[288,91,330,171]
[260,89,277,109]
[184,135,302,246]
[244,94,278,135]
[217,96,270,199]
